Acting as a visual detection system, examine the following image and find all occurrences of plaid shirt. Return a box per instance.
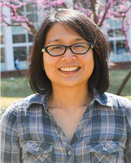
[0,90,131,163]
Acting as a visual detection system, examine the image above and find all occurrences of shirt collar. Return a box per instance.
[26,91,50,110]
[90,89,112,108]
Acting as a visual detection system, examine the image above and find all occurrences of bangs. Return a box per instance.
[48,9,97,45]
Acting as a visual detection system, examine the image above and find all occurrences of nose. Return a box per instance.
[61,48,76,62]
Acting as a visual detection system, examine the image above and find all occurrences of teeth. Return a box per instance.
[60,67,79,71]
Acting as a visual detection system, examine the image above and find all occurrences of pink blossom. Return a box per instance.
[0,0,131,52]
[0,2,5,7]
[0,17,4,22]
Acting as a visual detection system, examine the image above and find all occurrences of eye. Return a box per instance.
[51,45,63,50]
[74,44,84,48]
[73,43,88,49]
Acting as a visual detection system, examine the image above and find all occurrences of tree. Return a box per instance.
[1,0,131,34]
[0,0,68,35]
[1,0,131,95]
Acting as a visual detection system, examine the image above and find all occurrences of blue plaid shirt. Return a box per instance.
[0,90,131,163]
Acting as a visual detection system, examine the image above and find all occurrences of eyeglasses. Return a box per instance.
[42,42,94,56]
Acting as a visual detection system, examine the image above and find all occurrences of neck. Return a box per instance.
[48,84,93,111]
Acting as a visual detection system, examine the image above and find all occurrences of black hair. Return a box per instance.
[28,9,110,94]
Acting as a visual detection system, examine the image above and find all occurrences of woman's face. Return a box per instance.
[43,23,94,88]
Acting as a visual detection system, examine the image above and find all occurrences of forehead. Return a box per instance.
[45,23,84,45]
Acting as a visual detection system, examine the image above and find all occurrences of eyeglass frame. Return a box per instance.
[42,42,94,57]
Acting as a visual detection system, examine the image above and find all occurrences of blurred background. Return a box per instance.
[0,0,131,116]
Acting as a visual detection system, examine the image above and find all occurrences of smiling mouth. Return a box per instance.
[59,67,80,72]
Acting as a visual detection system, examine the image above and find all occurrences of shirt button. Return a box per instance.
[103,147,107,151]
[68,150,72,155]
[35,147,39,151]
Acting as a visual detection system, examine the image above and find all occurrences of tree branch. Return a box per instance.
[3,20,21,26]
[98,4,111,27]
[90,0,98,24]
[16,10,37,35]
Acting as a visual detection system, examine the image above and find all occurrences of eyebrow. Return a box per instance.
[47,39,60,44]
[47,38,86,44]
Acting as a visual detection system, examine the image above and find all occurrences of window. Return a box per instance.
[115,29,124,37]
[13,47,27,61]
[108,29,113,37]
[108,20,130,62]
[24,2,38,23]
[28,33,33,42]
[0,48,5,63]
[116,40,129,54]
[12,2,37,43]
[26,3,36,12]
[11,0,36,66]
[27,13,38,22]
[108,29,124,37]
[13,34,26,43]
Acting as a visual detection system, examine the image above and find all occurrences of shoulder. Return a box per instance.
[1,92,48,122]
[92,89,131,109]
[99,92,131,130]
[95,91,131,115]
[104,92,131,124]
[104,92,131,108]
[10,93,47,110]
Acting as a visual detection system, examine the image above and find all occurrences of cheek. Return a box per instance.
[89,58,95,75]
[43,61,52,81]
[80,52,94,72]
[43,53,53,68]
[43,54,51,73]
[43,53,58,77]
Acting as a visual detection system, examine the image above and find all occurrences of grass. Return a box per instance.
[0,77,33,117]
[1,77,33,97]
[108,69,131,96]
[1,69,131,110]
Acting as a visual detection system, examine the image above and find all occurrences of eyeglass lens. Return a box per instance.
[46,43,91,56]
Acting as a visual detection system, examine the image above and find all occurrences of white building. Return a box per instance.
[0,1,131,72]
[1,2,36,71]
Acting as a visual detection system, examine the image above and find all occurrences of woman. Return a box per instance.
[0,9,131,163]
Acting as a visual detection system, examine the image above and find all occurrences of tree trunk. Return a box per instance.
[116,69,131,95]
